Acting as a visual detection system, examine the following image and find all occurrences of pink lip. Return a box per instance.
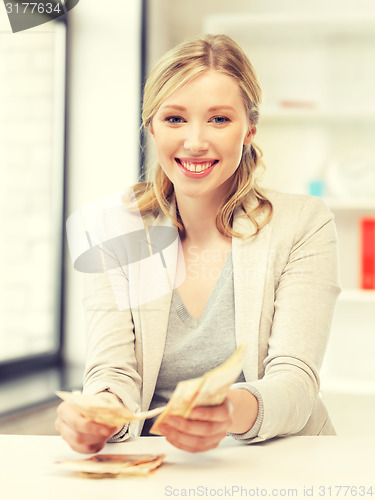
[175,158,218,179]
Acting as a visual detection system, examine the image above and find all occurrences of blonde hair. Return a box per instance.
[132,34,272,238]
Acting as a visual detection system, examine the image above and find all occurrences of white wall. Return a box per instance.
[64,0,142,365]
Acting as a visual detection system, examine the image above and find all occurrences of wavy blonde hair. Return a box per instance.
[132,34,272,238]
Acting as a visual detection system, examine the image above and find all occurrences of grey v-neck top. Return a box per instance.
[142,250,263,439]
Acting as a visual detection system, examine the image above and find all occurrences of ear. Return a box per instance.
[243,126,256,146]
[149,121,155,138]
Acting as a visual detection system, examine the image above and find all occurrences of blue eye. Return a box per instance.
[165,116,184,124]
[211,116,230,124]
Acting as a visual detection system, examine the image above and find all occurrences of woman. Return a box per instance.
[56,34,340,454]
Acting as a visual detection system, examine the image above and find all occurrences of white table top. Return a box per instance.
[1,434,374,500]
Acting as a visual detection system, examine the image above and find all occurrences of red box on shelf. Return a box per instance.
[360,218,375,290]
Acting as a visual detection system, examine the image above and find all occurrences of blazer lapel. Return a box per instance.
[232,204,272,382]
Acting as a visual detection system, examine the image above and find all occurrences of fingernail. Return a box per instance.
[99,427,109,436]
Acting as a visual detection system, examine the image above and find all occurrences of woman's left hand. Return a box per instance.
[158,398,233,453]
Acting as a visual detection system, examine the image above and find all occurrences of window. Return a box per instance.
[0,15,67,378]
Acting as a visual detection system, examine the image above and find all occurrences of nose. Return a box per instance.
[183,123,208,154]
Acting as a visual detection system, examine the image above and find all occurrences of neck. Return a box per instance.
[176,193,227,247]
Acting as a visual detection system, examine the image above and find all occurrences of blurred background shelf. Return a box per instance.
[205,12,375,39]
[338,289,375,303]
[260,109,375,123]
[325,198,375,211]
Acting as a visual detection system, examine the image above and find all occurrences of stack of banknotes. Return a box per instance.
[56,453,166,478]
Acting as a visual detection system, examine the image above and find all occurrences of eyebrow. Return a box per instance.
[160,105,236,112]
[208,106,236,112]
[161,105,187,111]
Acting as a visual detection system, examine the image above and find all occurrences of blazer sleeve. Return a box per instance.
[244,195,341,441]
[82,267,142,440]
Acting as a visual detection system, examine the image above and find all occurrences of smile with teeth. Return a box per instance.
[176,159,218,172]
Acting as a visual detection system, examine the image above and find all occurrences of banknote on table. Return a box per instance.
[55,390,166,427]
[56,453,166,478]
[150,343,248,435]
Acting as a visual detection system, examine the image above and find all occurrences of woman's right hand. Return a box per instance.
[55,401,120,454]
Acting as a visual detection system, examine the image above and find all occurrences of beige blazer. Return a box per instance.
[82,189,341,442]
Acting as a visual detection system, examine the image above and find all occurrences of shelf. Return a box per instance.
[205,12,375,40]
[324,198,375,211]
[259,108,375,124]
[338,289,375,303]
[320,375,375,395]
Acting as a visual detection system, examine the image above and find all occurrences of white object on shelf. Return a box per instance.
[324,156,375,199]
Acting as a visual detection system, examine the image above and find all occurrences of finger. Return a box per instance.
[57,401,116,437]
[190,400,233,423]
[56,417,107,454]
[161,424,227,453]
[55,403,117,454]
[164,415,229,438]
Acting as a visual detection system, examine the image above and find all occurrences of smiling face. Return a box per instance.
[150,70,255,204]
